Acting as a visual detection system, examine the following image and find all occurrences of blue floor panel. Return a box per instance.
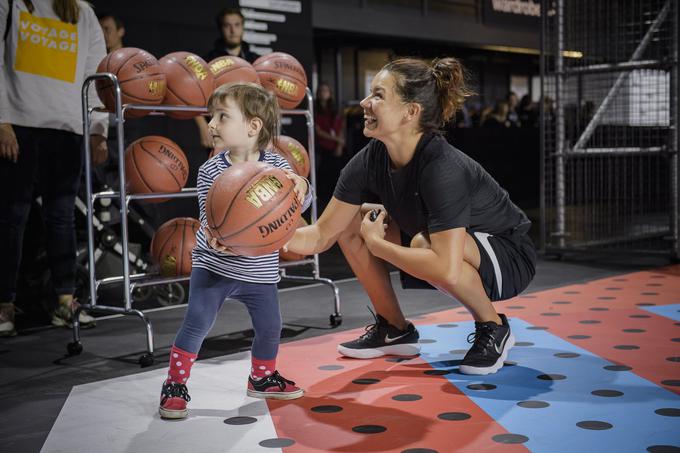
[641,303,680,322]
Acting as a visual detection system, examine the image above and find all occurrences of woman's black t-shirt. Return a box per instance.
[333,133,531,238]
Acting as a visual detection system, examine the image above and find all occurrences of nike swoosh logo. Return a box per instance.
[385,332,410,344]
[494,331,510,354]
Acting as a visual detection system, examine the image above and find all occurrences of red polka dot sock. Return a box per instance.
[251,357,276,380]
[166,345,197,384]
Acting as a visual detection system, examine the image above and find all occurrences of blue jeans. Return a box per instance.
[0,126,83,302]
[174,267,282,360]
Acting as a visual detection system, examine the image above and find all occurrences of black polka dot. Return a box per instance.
[424,369,451,376]
[541,312,561,316]
[647,283,663,287]
[504,360,518,366]
[605,287,622,291]
[517,400,550,408]
[569,335,591,340]
[662,380,680,387]
[438,412,471,421]
[590,307,609,311]
[467,383,496,390]
[642,292,659,296]
[650,275,666,279]
[552,300,572,305]
[318,365,344,370]
[386,357,411,363]
[614,345,639,350]
[492,434,529,444]
[676,323,680,327]
[655,408,680,417]
[450,349,468,355]
[637,303,656,306]
[555,352,580,358]
[671,338,680,343]
[392,394,422,401]
[521,295,538,299]
[592,389,624,397]
[419,339,437,344]
[402,449,439,453]
[507,306,525,310]
[623,329,645,333]
[537,374,566,380]
[576,420,613,430]
[352,425,386,434]
[564,291,581,294]
[437,323,458,328]
[580,320,601,324]
[516,341,534,346]
[311,405,343,413]
[527,326,549,330]
[612,278,628,282]
[410,315,426,320]
[598,296,616,300]
[259,438,295,448]
[456,310,467,314]
[224,416,257,425]
[666,357,680,363]
[630,314,651,318]
[604,365,632,371]
[647,446,680,453]
[352,378,380,385]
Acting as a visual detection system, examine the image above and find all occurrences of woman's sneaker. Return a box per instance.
[51,299,96,329]
[247,371,304,400]
[337,312,420,359]
[159,381,191,419]
[459,313,515,375]
[0,303,17,337]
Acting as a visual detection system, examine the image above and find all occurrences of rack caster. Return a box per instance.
[139,353,154,368]
[67,341,83,356]
[330,314,342,327]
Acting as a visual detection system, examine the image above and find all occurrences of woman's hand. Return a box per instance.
[204,226,235,255]
[0,123,19,163]
[283,169,309,204]
[360,208,387,247]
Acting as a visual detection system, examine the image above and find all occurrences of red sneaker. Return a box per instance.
[159,381,191,419]
[247,371,304,400]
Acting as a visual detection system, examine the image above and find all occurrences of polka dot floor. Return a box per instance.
[41,266,680,452]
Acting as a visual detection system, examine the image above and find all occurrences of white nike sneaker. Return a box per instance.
[337,312,420,359]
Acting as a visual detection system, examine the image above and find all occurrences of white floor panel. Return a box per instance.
[40,352,283,453]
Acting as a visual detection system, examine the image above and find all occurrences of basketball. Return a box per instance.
[279,216,308,261]
[253,52,307,109]
[209,56,260,89]
[159,52,213,119]
[124,136,189,201]
[206,161,302,256]
[151,217,200,277]
[95,47,166,118]
[272,135,310,178]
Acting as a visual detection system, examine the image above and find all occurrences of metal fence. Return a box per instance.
[540,0,679,258]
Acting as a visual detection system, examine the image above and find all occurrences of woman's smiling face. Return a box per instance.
[359,70,410,140]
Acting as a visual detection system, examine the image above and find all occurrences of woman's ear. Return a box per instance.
[405,102,422,121]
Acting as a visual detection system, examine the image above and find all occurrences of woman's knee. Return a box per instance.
[410,231,431,249]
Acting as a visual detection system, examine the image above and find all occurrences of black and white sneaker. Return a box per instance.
[459,313,515,375]
[337,312,420,359]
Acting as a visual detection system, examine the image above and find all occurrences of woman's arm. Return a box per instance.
[285,197,360,255]
[361,211,465,286]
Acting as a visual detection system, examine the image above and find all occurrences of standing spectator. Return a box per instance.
[482,101,511,128]
[314,82,345,205]
[506,91,520,127]
[0,0,108,336]
[517,94,537,128]
[97,12,124,53]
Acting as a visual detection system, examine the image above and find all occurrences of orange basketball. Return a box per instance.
[272,135,310,178]
[206,162,302,256]
[279,216,308,261]
[253,52,307,109]
[159,52,213,119]
[124,136,189,202]
[209,56,260,89]
[151,217,200,276]
[96,47,166,118]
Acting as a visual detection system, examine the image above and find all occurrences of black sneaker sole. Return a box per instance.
[459,332,515,375]
[337,343,421,359]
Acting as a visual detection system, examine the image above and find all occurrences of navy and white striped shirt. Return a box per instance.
[192,150,313,284]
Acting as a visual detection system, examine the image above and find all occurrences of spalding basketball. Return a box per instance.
[253,52,307,109]
[273,135,310,178]
[159,52,213,119]
[151,218,200,276]
[206,162,301,256]
[124,136,189,201]
[279,216,308,261]
[209,56,260,89]
[96,47,166,118]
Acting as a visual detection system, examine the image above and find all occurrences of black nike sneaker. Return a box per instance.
[459,313,515,375]
[337,311,420,359]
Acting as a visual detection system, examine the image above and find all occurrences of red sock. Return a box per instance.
[251,356,276,380]
[167,345,197,384]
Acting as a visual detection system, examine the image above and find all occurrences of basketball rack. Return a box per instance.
[70,73,342,367]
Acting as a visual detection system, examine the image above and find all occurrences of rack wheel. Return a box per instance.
[67,341,83,356]
[330,314,342,327]
[139,353,154,368]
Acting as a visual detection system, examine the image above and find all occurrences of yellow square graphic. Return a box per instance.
[14,11,78,83]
